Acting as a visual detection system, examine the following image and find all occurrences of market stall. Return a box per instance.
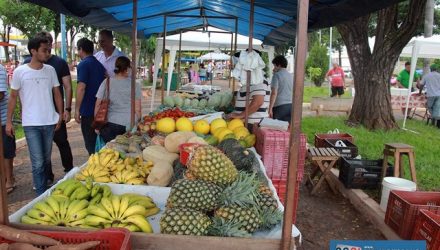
[0,0,410,249]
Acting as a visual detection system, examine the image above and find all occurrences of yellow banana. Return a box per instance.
[93,154,101,166]
[120,205,146,219]
[65,200,80,218]
[21,215,50,225]
[115,171,123,182]
[33,201,57,220]
[50,194,69,203]
[113,151,119,159]
[116,164,125,172]
[144,207,160,217]
[94,176,112,183]
[123,171,139,181]
[67,199,89,218]
[59,200,70,220]
[100,197,116,219]
[118,195,130,220]
[126,178,145,185]
[45,196,61,219]
[129,197,156,209]
[69,218,86,227]
[124,223,141,232]
[85,215,112,227]
[26,208,54,222]
[123,215,153,233]
[110,175,119,183]
[111,195,121,218]
[87,204,113,220]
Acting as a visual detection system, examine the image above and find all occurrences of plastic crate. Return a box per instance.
[254,127,307,182]
[314,133,353,148]
[339,157,394,189]
[0,228,131,250]
[385,190,440,239]
[412,209,440,250]
[272,179,300,224]
[324,138,358,158]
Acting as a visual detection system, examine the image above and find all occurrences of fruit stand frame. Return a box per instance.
[0,0,308,249]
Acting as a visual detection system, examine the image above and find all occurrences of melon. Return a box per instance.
[164,96,175,107]
[174,96,183,107]
[198,99,208,108]
[183,98,191,107]
[220,92,233,107]
[191,99,199,108]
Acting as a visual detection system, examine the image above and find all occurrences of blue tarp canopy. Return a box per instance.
[24,0,403,45]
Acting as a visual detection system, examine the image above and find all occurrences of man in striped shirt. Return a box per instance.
[229,81,271,127]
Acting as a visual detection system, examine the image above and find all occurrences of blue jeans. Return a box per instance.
[24,125,55,195]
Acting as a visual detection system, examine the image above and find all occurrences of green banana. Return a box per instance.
[100,197,116,218]
[111,195,121,218]
[21,215,50,225]
[85,177,94,190]
[51,194,69,203]
[67,199,89,218]
[63,182,84,197]
[51,189,64,195]
[85,215,112,227]
[120,205,146,219]
[26,208,54,222]
[33,201,57,220]
[65,200,80,218]
[68,208,89,222]
[68,218,86,227]
[89,193,103,206]
[91,184,101,197]
[59,200,71,220]
[122,215,153,233]
[124,223,141,232]
[54,179,78,191]
[102,185,112,197]
[87,204,113,220]
[70,186,89,200]
[45,196,61,220]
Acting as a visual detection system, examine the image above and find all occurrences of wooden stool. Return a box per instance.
[306,148,340,195]
[382,143,417,183]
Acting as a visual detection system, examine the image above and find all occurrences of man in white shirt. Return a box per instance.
[6,36,63,195]
[94,30,125,77]
[419,64,440,128]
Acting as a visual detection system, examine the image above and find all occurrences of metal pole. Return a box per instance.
[244,0,254,128]
[0,121,8,225]
[130,0,138,129]
[319,30,322,45]
[232,18,238,93]
[177,30,182,89]
[60,14,67,60]
[229,32,233,89]
[161,16,167,104]
[281,0,309,249]
[328,27,333,96]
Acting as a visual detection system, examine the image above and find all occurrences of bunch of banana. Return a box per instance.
[85,194,159,233]
[51,179,112,203]
[21,197,90,228]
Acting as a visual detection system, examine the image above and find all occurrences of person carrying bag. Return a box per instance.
[92,77,110,129]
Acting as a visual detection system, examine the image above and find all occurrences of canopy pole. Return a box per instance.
[403,43,419,129]
[229,32,233,89]
[244,0,254,128]
[0,121,8,225]
[232,18,238,93]
[130,0,138,129]
[161,15,167,104]
[177,30,182,89]
[281,0,309,249]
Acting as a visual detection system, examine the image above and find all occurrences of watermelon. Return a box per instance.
[220,92,233,107]
[174,96,183,107]
[198,99,208,108]
[191,99,199,108]
[164,96,175,107]
[208,94,222,108]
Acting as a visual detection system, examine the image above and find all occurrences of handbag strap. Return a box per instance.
[104,77,110,100]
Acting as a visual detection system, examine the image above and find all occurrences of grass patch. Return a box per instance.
[303,86,352,103]
[72,80,77,99]
[301,116,440,191]
[14,124,24,140]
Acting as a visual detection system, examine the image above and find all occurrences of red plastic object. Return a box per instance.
[412,209,440,250]
[254,127,307,182]
[0,228,131,250]
[385,190,440,239]
[314,133,353,148]
[178,143,201,165]
[272,179,300,224]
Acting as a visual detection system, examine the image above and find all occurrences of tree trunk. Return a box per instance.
[338,48,342,67]
[337,0,426,130]
[423,0,434,75]
[2,24,10,62]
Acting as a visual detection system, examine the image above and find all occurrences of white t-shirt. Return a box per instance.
[11,64,60,126]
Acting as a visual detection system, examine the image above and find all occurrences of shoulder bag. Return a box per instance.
[92,77,110,129]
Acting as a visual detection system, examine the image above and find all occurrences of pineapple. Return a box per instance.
[214,205,262,233]
[259,183,273,196]
[160,208,212,236]
[167,172,259,212]
[257,192,278,211]
[167,179,222,212]
[187,145,238,186]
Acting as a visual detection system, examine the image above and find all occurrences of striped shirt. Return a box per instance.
[234,83,270,124]
[0,64,8,125]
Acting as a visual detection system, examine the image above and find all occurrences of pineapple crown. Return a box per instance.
[257,207,283,231]
[208,217,251,238]
[219,171,260,207]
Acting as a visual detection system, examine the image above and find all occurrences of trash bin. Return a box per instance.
[164,72,178,91]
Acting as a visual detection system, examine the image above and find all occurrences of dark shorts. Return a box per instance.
[331,86,344,97]
[2,125,16,159]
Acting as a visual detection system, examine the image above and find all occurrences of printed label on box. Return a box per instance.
[330,240,426,250]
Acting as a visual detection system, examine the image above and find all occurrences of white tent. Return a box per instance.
[198,52,231,61]
[400,36,440,129]
[150,27,275,111]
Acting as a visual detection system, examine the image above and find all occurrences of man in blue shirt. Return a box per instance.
[75,38,106,155]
